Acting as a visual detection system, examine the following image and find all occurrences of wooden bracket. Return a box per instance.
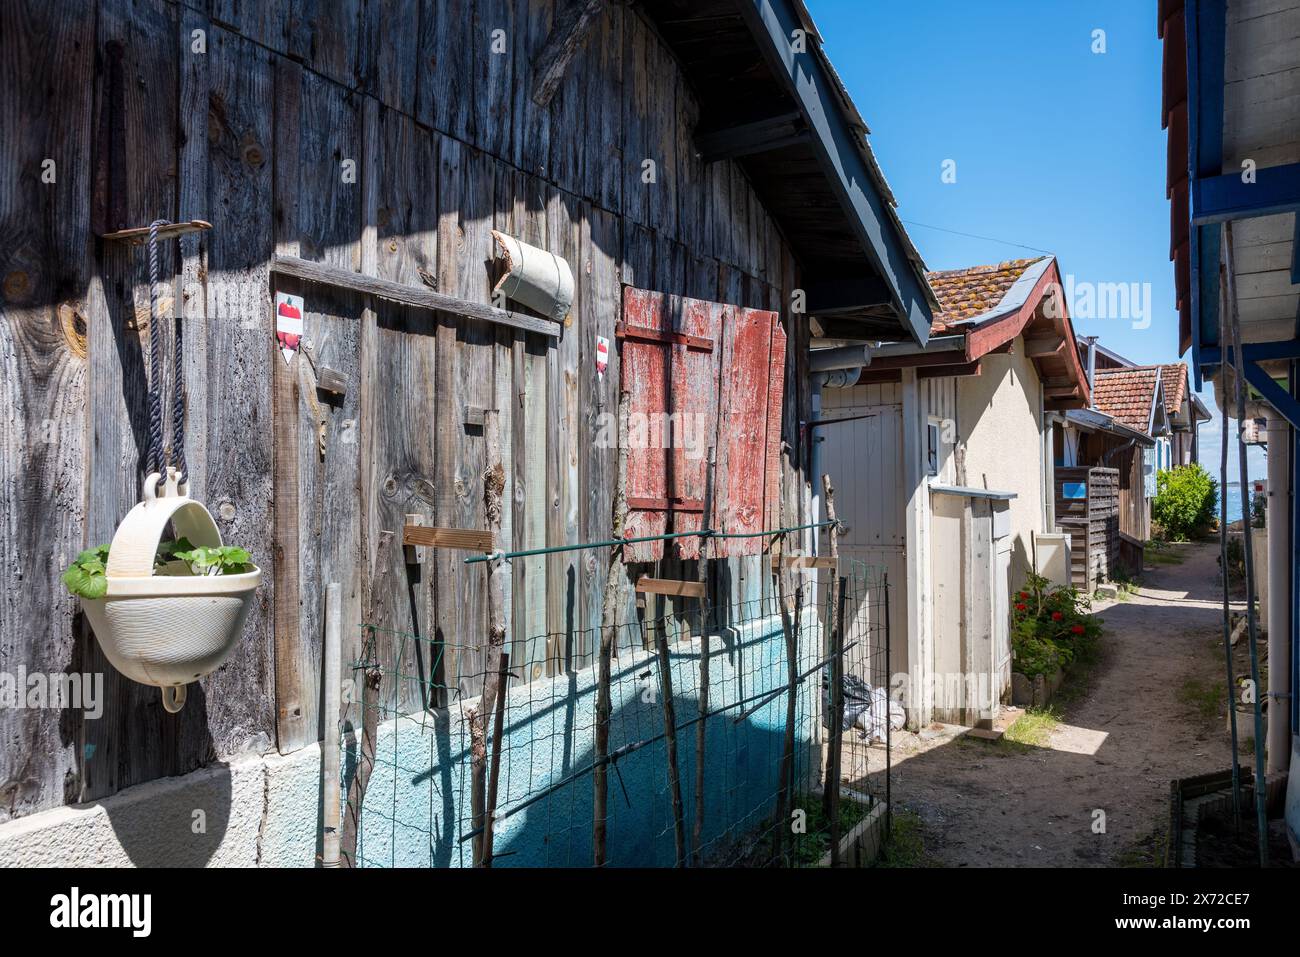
[636,577,706,599]
[402,524,495,552]
[404,514,425,564]
[317,367,348,396]
[101,219,213,245]
[615,322,713,352]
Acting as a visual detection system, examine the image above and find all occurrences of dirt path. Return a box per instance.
[858,542,1241,867]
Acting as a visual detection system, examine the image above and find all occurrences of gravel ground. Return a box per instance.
[847,541,1246,867]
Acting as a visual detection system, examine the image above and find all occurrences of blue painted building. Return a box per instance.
[1158,0,1300,856]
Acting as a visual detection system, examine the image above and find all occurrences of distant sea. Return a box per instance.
[1219,481,1261,522]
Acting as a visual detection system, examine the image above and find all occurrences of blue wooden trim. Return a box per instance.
[1185,0,1227,376]
[1292,364,1299,733]
[1241,361,1300,429]
[740,0,934,345]
[1191,162,1300,225]
[1194,223,1221,356]
[1201,340,1300,365]
[1292,215,1300,286]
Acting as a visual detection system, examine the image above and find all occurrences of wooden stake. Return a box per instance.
[692,446,715,866]
[341,530,393,867]
[773,532,801,865]
[593,390,630,866]
[321,582,343,867]
[476,409,509,867]
[821,473,843,827]
[655,614,687,867]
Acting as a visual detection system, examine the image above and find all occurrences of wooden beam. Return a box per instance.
[402,524,495,552]
[868,348,977,371]
[853,368,902,385]
[694,111,807,163]
[1025,336,1065,358]
[636,577,707,599]
[918,360,982,379]
[805,276,893,315]
[1044,385,1080,398]
[530,0,608,108]
[271,254,562,338]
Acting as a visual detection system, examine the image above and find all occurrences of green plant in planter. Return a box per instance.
[171,544,254,577]
[62,545,111,600]
[63,537,254,598]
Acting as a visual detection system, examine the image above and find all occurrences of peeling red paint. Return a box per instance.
[619,287,783,562]
[712,306,782,558]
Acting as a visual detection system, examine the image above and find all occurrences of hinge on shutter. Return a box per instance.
[615,322,714,352]
[626,496,705,513]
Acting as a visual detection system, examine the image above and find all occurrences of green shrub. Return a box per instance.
[1011,572,1101,678]
[1151,464,1217,540]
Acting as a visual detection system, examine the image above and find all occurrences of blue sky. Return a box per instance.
[808,0,1265,482]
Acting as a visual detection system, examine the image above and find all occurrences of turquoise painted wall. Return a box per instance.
[344,610,821,867]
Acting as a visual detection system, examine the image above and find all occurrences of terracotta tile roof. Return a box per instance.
[924,257,1046,335]
[1092,366,1160,433]
[1159,362,1188,415]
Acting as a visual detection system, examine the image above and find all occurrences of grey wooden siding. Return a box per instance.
[0,0,811,822]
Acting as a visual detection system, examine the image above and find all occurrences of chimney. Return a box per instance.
[1085,336,1097,396]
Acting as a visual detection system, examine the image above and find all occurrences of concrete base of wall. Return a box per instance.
[0,745,323,868]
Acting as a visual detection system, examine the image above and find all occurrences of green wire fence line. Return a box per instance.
[454,638,860,846]
[462,519,836,564]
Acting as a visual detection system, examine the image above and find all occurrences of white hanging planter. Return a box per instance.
[81,469,261,713]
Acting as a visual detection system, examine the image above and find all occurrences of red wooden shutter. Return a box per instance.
[619,287,784,562]
[712,306,785,558]
[619,287,722,561]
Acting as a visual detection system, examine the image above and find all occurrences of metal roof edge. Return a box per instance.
[745,0,939,343]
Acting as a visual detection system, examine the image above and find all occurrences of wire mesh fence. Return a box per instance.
[338,551,891,868]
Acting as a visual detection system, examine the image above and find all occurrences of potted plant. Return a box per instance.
[66,468,261,712]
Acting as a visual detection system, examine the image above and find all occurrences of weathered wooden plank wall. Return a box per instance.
[0,0,810,821]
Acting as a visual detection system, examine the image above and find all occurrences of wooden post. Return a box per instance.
[321,582,342,867]
[476,409,509,867]
[655,614,687,867]
[821,473,843,824]
[341,530,393,867]
[773,532,801,865]
[692,446,716,865]
[828,577,847,867]
[593,390,630,866]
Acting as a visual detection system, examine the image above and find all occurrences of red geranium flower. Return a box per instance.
[1015,603,1027,612]
[1051,611,1063,621]
[1018,591,1029,600]
[1070,624,1085,635]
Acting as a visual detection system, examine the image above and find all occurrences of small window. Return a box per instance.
[926,421,940,476]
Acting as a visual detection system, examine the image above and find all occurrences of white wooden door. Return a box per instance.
[819,401,906,684]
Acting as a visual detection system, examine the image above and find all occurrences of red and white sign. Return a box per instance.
[595,335,610,380]
[275,292,305,364]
